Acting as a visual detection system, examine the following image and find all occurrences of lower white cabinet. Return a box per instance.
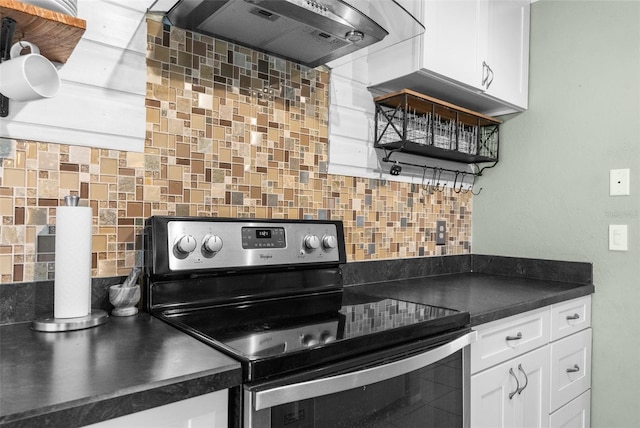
[471,345,550,428]
[84,389,228,428]
[549,390,591,428]
[471,296,592,428]
[550,328,592,412]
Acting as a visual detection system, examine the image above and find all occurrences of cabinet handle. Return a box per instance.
[508,368,520,399]
[481,61,494,90]
[566,313,580,321]
[505,332,523,341]
[566,364,581,373]
[517,364,528,394]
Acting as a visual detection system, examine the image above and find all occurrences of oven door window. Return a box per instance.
[265,350,462,428]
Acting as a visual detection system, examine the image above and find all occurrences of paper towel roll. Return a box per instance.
[54,206,92,319]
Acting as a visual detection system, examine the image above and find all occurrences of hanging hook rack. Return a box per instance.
[381,151,484,195]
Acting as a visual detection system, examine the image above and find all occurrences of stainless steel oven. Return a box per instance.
[143,217,475,428]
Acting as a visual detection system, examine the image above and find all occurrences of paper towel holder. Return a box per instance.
[31,195,109,332]
[31,310,109,332]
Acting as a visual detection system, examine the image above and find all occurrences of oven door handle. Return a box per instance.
[252,330,477,411]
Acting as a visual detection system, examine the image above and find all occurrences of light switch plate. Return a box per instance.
[609,224,628,251]
[610,169,630,196]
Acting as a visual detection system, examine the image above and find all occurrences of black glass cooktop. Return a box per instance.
[160,289,469,381]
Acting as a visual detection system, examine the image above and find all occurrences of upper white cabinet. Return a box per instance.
[367,0,530,116]
[483,0,531,108]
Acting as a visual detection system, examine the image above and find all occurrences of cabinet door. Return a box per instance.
[471,345,550,428]
[483,0,530,108]
[516,346,551,428]
[471,358,517,428]
[422,0,483,89]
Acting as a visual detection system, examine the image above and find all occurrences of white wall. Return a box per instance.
[472,1,640,426]
[0,0,150,152]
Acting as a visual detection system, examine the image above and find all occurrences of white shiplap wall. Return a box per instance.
[0,0,151,152]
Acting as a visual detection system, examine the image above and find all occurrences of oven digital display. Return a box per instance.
[256,229,271,239]
[242,227,285,249]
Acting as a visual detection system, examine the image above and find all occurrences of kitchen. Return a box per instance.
[0,0,638,427]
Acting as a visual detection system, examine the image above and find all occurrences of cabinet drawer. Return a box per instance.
[472,307,550,374]
[550,328,592,412]
[549,389,591,428]
[551,296,591,342]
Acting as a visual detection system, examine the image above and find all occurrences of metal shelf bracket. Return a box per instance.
[1,16,17,117]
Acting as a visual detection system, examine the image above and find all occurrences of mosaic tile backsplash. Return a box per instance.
[0,18,472,284]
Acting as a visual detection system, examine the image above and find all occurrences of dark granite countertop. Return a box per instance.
[0,255,594,427]
[349,272,594,326]
[0,313,242,428]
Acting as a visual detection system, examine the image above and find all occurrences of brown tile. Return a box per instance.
[60,163,80,172]
[14,207,24,225]
[38,198,58,207]
[127,202,143,217]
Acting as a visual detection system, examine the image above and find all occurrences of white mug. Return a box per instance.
[0,41,60,102]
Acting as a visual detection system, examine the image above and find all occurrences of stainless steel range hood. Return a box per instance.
[149,0,419,68]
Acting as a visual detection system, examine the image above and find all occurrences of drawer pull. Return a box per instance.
[517,364,528,394]
[508,368,520,399]
[506,332,523,341]
[566,313,581,321]
[566,364,581,373]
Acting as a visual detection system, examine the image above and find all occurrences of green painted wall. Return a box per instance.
[472,1,640,426]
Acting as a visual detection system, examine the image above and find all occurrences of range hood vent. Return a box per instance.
[154,0,392,67]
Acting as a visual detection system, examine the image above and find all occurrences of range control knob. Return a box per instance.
[175,235,197,255]
[301,334,319,347]
[303,234,320,250]
[202,234,223,254]
[320,332,336,344]
[322,235,337,249]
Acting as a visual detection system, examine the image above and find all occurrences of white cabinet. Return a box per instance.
[472,345,550,428]
[550,328,592,412]
[549,390,591,428]
[367,0,530,116]
[471,306,550,374]
[471,296,592,428]
[84,390,228,428]
[482,0,530,108]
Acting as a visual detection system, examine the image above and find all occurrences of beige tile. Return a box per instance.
[25,208,47,225]
[1,225,25,245]
[90,183,109,201]
[126,152,145,168]
[144,186,162,202]
[167,165,183,180]
[38,151,59,170]
[68,146,92,164]
[100,158,118,175]
[59,171,79,189]
[0,254,12,275]
[0,197,12,216]
[3,168,25,187]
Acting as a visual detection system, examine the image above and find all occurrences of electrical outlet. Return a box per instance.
[436,221,446,245]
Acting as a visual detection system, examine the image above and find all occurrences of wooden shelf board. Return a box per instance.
[0,0,86,63]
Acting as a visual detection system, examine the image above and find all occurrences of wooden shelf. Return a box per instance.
[0,0,86,64]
